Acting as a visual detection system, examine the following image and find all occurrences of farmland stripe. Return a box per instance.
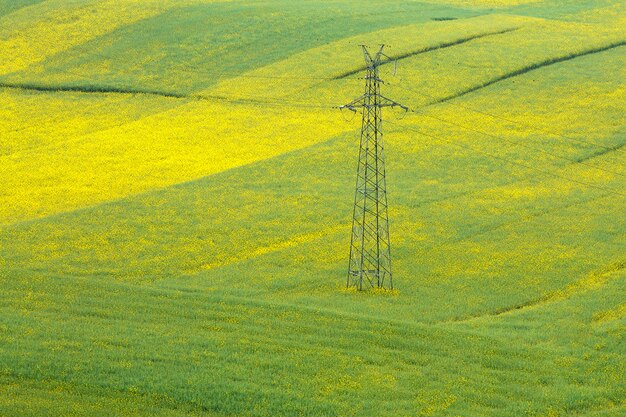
[445,259,626,323]
[429,40,626,105]
[333,27,520,80]
[0,82,186,98]
[573,142,626,164]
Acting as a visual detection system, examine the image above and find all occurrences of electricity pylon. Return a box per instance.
[340,45,407,291]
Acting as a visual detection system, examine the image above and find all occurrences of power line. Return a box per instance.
[75,37,358,82]
[408,109,626,179]
[417,191,615,261]
[175,65,363,80]
[1,95,135,137]
[3,46,361,106]
[8,47,362,82]
[389,81,625,155]
[0,81,339,109]
[192,94,333,109]
[385,119,626,198]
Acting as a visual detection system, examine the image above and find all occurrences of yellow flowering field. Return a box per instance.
[0,94,346,224]
[0,1,624,416]
[0,0,220,74]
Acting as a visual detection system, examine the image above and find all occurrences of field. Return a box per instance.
[0,0,625,416]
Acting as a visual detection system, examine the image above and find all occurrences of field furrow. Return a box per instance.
[1,1,624,416]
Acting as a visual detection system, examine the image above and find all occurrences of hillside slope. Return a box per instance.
[0,1,624,416]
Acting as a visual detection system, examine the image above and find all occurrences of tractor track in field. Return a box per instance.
[191,223,346,274]
[427,40,626,106]
[0,369,221,416]
[333,27,520,80]
[570,402,626,417]
[446,258,626,324]
[0,81,331,110]
[573,141,626,164]
[0,81,187,98]
[2,39,624,112]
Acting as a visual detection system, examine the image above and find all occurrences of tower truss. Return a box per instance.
[340,45,407,291]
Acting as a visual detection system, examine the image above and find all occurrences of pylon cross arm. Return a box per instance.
[376,95,409,110]
[339,94,366,112]
[339,95,408,112]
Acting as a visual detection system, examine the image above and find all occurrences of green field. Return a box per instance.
[0,0,624,415]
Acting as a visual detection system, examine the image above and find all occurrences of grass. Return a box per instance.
[0,0,624,416]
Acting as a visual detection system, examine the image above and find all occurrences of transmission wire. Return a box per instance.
[406,109,626,179]
[388,80,625,154]
[384,119,626,198]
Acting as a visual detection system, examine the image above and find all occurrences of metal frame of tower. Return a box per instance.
[340,45,407,291]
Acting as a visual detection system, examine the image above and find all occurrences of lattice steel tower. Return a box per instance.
[340,45,407,291]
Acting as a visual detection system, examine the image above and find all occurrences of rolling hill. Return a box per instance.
[0,0,624,416]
